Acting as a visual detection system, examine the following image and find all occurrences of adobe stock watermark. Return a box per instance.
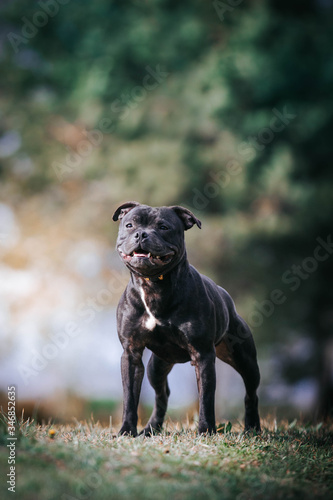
[248,234,333,329]
[213,0,244,22]
[191,106,296,211]
[225,234,333,351]
[62,469,103,500]
[7,0,71,54]
[6,386,17,494]
[52,65,169,181]
[17,266,128,386]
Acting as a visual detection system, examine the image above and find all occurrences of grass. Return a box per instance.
[0,413,332,500]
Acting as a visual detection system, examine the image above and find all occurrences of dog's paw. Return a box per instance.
[245,415,261,434]
[118,424,138,437]
[140,424,162,437]
[244,424,261,435]
[198,423,216,435]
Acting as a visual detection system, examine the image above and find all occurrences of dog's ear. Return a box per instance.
[170,206,202,231]
[113,201,140,221]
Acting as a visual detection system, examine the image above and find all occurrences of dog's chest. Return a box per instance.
[136,285,191,363]
[139,287,161,331]
[140,287,169,332]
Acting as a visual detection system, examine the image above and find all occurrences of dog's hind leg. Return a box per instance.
[141,353,174,436]
[216,316,261,432]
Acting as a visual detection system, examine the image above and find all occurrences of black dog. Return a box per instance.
[113,202,260,436]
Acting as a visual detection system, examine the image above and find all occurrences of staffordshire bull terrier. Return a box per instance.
[113,201,260,436]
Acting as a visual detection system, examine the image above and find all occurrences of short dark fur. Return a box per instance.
[113,202,260,436]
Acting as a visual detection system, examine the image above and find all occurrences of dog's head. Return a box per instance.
[113,202,201,278]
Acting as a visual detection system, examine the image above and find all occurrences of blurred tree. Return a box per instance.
[212,0,333,419]
[0,0,332,418]
[0,0,216,192]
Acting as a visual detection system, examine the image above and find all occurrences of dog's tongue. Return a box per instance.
[133,251,150,258]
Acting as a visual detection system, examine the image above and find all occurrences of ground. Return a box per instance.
[0,415,332,500]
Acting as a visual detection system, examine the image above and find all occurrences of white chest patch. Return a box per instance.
[140,287,161,331]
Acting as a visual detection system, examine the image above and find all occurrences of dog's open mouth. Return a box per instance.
[121,249,174,264]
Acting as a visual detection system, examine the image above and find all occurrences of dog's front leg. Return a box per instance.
[119,347,144,437]
[191,350,217,434]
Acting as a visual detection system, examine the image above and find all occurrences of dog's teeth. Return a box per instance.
[156,256,160,259]
[148,253,151,258]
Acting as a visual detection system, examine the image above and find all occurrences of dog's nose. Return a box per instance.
[135,231,148,240]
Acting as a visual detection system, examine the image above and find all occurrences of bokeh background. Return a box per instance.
[0,0,332,426]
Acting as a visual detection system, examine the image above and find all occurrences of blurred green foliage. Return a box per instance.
[0,0,332,417]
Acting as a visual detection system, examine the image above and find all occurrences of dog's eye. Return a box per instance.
[126,223,133,228]
[159,225,169,230]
